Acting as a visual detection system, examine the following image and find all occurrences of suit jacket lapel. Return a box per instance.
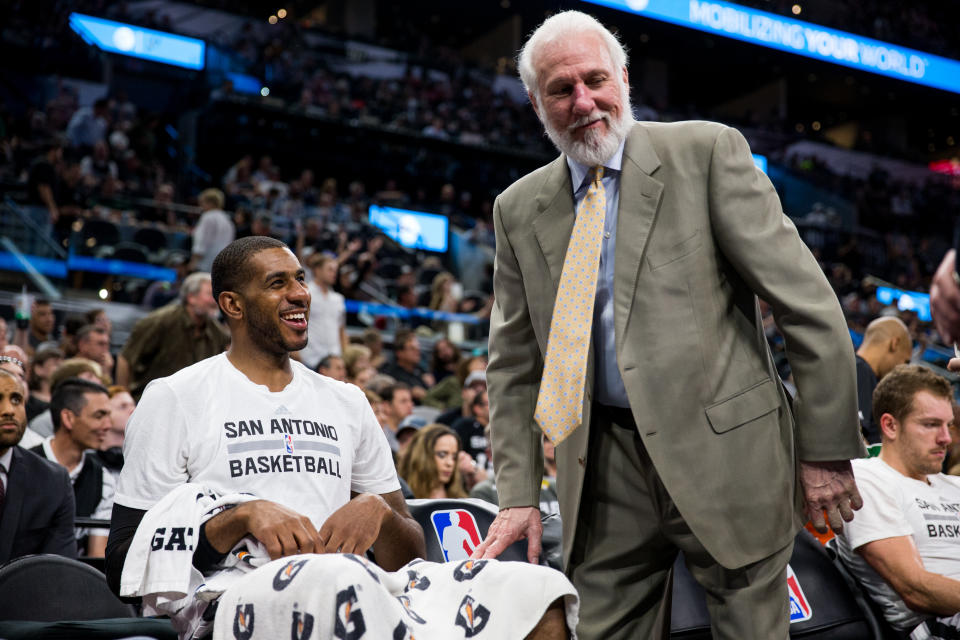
[531,155,575,293]
[0,448,27,562]
[614,125,664,349]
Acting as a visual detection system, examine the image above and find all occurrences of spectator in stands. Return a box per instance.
[380,328,434,402]
[353,365,378,389]
[59,313,87,358]
[26,344,62,421]
[297,253,347,370]
[141,252,189,310]
[27,298,56,351]
[0,317,7,350]
[855,316,914,443]
[190,188,235,273]
[85,308,112,335]
[79,140,118,189]
[426,355,487,413]
[362,327,386,369]
[117,272,229,401]
[398,423,467,499]
[343,343,372,381]
[430,337,461,383]
[99,385,134,482]
[0,368,76,565]
[379,382,414,452]
[452,389,490,465]
[836,365,960,637]
[75,325,113,376]
[317,354,346,382]
[65,98,110,149]
[395,416,424,458]
[31,378,115,558]
[25,141,63,243]
[429,272,459,314]
[25,356,106,446]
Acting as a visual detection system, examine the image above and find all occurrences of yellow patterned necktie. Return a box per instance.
[535,165,606,445]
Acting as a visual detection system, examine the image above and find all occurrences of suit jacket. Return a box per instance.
[0,446,77,564]
[487,121,865,570]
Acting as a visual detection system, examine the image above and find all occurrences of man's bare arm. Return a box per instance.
[859,535,960,616]
[203,499,323,559]
[320,490,425,571]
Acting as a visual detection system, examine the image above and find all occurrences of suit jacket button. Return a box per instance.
[578,456,585,467]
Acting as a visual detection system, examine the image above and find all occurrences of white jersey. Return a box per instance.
[836,456,960,631]
[298,282,345,369]
[116,353,399,529]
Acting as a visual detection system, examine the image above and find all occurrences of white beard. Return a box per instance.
[541,81,634,167]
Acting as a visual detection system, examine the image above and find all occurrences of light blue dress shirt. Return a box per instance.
[566,141,630,408]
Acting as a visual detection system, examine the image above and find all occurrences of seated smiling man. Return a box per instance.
[836,364,960,638]
[106,237,574,640]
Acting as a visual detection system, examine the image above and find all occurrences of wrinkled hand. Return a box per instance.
[799,460,863,534]
[931,250,960,344]
[471,506,541,564]
[236,500,324,560]
[317,493,391,556]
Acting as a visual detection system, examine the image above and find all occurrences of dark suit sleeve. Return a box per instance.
[707,126,864,461]
[41,467,77,559]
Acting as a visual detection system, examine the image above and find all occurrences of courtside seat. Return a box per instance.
[671,529,881,639]
[0,554,176,640]
[405,498,563,570]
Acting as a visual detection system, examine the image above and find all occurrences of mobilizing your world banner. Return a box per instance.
[583,0,960,95]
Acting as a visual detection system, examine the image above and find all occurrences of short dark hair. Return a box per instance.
[393,328,416,352]
[50,377,109,432]
[211,236,289,303]
[76,324,107,342]
[380,382,411,404]
[317,354,343,370]
[873,364,953,427]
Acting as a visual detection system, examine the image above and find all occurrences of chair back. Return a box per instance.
[0,554,134,621]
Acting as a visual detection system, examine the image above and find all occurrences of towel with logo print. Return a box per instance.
[215,553,579,640]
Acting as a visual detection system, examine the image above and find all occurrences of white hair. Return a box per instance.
[518,10,629,104]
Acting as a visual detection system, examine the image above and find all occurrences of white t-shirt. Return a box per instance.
[39,436,115,542]
[192,209,235,272]
[298,282,345,369]
[116,353,399,529]
[836,457,960,631]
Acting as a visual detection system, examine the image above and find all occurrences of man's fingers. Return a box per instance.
[838,500,855,523]
[826,507,844,534]
[848,487,864,511]
[808,507,828,534]
[526,532,542,565]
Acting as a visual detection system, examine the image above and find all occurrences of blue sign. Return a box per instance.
[69,13,205,70]
[875,285,931,322]
[583,0,960,95]
[368,205,449,253]
[752,153,767,173]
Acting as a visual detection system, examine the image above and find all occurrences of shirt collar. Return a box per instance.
[0,446,12,473]
[566,138,626,194]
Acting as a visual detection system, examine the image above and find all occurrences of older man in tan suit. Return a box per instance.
[473,10,866,640]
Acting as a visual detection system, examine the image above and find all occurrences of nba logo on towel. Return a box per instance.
[787,564,813,623]
[431,509,483,562]
[284,434,294,454]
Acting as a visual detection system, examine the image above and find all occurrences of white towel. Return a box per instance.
[214,554,579,640]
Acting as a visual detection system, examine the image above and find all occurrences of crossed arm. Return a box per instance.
[858,535,960,616]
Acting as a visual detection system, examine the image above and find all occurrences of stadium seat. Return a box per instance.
[76,219,121,255]
[670,528,881,638]
[405,498,563,570]
[0,554,176,639]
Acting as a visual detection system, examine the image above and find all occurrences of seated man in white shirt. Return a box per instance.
[106,236,574,640]
[836,364,960,637]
